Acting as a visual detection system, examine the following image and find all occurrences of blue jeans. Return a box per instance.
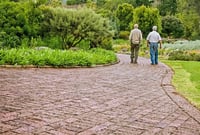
[149,42,158,64]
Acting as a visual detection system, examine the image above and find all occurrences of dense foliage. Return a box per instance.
[0,0,200,50]
[162,16,184,38]
[133,6,161,37]
[0,1,113,50]
[0,1,45,48]
[115,3,133,31]
[42,7,112,49]
[158,0,177,16]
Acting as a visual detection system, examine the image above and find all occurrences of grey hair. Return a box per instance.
[134,24,138,28]
[152,26,157,31]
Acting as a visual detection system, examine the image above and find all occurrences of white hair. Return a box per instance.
[152,26,157,31]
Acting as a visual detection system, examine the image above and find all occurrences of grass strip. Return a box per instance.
[163,60,200,108]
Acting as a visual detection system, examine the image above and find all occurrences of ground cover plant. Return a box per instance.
[163,40,200,51]
[163,60,200,109]
[112,39,149,57]
[162,40,200,61]
[112,39,130,53]
[0,48,117,67]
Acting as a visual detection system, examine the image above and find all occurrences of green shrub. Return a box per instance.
[99,38,113,50]
[119,31,129,40]
[42,7,113,50]
[162,16,184,38]
[113,39,129,45]
[162,40,200,61]
[168,50,200,61]
[0,48,117,67]
[133,6,162,37]
[115,3,134,31]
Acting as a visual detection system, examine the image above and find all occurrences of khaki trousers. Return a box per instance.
[130,43,140,63]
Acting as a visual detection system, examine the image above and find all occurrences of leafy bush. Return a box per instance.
[0,1,45,48]
[168,50,200,61]
[0,48,117,67]
[162,16,184,38]
[115,3,133,31]
[119,31,129,39]
[113,39,129,45]
[66,0,86,5]
[133,6,162,37]
[0,2,26,48]
[112,39,130,53]
[113,44,130,53]
[0,2,113,50]
[42,7,113,50]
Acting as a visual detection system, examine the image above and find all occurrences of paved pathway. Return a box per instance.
[1,54,200,135]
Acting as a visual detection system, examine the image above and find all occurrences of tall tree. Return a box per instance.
[158,0,177,16]
[189,0,200,15]
[133,5,162,37]
[177,0,200,39]
[135,0,152,7]
[162,16,184,38]
[115,3,134,31]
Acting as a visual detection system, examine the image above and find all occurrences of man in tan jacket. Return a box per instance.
[129,24,143,64]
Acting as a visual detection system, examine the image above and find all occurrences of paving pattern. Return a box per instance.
[0,54,200,135]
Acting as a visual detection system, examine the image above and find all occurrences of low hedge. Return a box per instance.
[0,48,117,67]
[168,50,200,61]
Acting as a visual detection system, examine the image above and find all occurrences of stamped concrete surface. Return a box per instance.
[0,54,200,135]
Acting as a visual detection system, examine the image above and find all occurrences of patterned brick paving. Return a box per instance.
[0,54,200,135]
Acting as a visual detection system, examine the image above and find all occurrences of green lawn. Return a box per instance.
[163,60,200,108]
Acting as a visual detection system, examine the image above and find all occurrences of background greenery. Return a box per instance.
[162,40,200,61]
[0,0,200,50]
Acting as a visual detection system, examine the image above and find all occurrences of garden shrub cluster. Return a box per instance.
[163,40,200,61]
[118,31,129,40]
[0,48,117,67]
[168,50,200,61]
[0,1,113,50]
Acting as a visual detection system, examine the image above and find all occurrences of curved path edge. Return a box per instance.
[1,54,200,135]
[161,63,200,124]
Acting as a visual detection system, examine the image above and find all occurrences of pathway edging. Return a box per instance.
[161,64,200,124]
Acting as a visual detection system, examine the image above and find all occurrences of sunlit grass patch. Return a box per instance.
[163,60,200,108]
